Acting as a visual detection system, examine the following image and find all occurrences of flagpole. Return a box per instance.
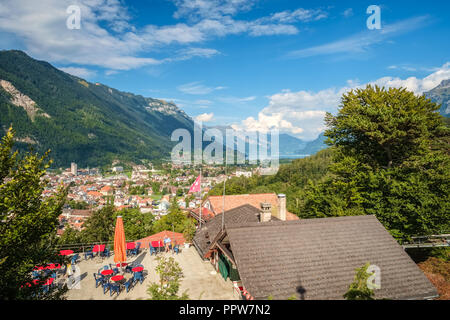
[222,153,226,232]
[199,165,202,229]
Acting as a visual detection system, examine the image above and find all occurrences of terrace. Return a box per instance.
[59,245,239,300]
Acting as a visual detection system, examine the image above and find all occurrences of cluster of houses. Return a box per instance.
[49,162,253,236]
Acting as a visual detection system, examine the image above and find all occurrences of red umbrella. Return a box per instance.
[114,216,127,265]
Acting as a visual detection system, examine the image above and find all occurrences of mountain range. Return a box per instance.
[0,50,193,167]
[425,79,450,117]
[279,81,450,155]
[0,50,448,167]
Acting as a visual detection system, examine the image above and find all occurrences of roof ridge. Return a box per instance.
[208,193,277,198]
[226,215,378,230]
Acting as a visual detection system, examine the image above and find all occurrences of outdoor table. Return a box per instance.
[101,269,114,276]
[126,242,135,250]
[92,244,105,253]
[111,275,124,282]
[116,262,128,267]
[42,278,54,286]
[46,263,61,270]
[151,241,163,247]
[151,241,163,253]
[59,250,73,256]
[132,267,143,273]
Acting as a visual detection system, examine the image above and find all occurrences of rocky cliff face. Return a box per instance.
[0,79,50,121]
[0,50,194,167]
[425,79,450,117]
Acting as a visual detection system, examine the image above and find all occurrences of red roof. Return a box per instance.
[206,193,279,214]
[205,193,299,221]
[136,231,186,248]
[189,207,215,221]
[87,191,103,198]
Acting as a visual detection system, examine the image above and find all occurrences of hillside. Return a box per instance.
[426,79,450,117]
[208,148,334,214]
[0,50,194,167]
[295,132,327,155]
[279,133,327,156]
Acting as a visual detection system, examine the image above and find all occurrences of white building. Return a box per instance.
[71,162,77,176]
[236,170,252,178]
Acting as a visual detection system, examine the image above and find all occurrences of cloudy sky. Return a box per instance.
[0,0,449,140]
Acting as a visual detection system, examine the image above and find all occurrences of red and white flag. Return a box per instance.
[188,175,201,193]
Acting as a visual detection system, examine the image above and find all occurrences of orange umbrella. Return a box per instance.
[113,216,127,264]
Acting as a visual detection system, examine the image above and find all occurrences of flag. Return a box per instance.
[189,175,201,193]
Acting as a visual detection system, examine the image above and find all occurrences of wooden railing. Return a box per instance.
[402,234,450,249]
[55,239,141,254]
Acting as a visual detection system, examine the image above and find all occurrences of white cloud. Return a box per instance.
[233,62,450,141]
[342,8,354,18]
[105,69,119,76]
[262,8,328,23]
[0,0,330,71]
[173,0,258,21]
[370,62,450,94]
[177,81,227,95]
[286,16,431,59]
[174,47,220,61]
[218,96,256,103]
[194,99,213,105]
[0,0,165,70]
[58,66,96,78]
[195,112,214,122]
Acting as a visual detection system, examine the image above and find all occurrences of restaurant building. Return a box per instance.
[193,203,438,300]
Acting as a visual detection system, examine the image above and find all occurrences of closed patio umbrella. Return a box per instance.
[114,216,127,266]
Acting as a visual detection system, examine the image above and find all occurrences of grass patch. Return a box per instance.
[150,194,162,200]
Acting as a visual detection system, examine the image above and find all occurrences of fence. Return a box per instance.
[402,234,450,249]
[55,240,141,255]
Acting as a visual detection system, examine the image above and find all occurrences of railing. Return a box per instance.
[402,234,450,249]
[55,240,142,254]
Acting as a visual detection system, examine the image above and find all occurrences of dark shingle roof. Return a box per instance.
[226,215,438,300]
[193,204,261,257]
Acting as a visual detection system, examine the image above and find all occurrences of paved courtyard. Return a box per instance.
[63,246,239,300]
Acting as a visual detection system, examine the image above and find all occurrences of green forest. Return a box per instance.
[0,50,194,167]
[209,86,450,242]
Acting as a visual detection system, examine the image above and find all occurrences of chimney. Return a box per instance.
[278,194,286,221]
[260,202,272,222]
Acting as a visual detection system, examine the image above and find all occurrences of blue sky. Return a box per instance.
[0,0,449,140]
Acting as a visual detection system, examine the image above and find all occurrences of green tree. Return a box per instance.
[58,225,83,245]
[325,85,443,170]
[151,182,161,194]
[302,86,450,241]
[67,200,90,210]
[81,205,115,243]
[343,263,375,300]
[0,128,68,300]
[152,197,196,236]
[181,218,197,243]
[147,256,189,300]
[114,208,155,240]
